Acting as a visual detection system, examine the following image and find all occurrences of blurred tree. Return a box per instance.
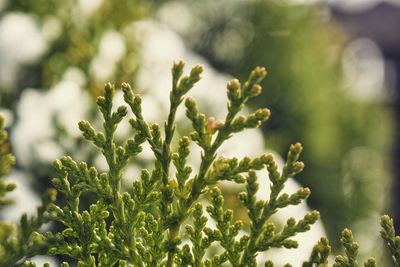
[332,0,400,232]
[0,0,161,189]
[0,0,156,108]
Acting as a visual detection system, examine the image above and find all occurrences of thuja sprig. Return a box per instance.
[304,230,378,267]
[238,144,317,267]
[124,62,205,266]
[13,60,400,266]
[174,142,317,266]
[206,154,271,184]
[0,189,56,266]
[381,215,400,266]
[181,67,270,215]
[179,203,216,266]
[0,115,16,207]
[40,83,150,266]
[206,187,245,265]
[302,237,331,267]
[332,229,377,267]
[168,64,270,265]
[0,116,57,266]
[35,61,293,266]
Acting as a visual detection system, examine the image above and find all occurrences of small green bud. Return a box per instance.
[213,157,229,174]
[282,239,298,249]
[261,154,274,164]
[291,142,303,155]
[248,84,262,97]
[104,82,114,95]
[264,223,276,236]
[198,113,206,125]
[122,82,135,105]
[133,94,142,106]
[238,192,247,202]
[254,108,271,120]
[278,193,289,203]
[121,82,132,92]
[295,187,310,199]
[342,228,353,241]
[308,210,320,221]
[171,152,179,161]
[235,115,246,124]
[224,209,233,222]
[185,96,197,109]
[227,78,241,91]
[190,65,204,79]
[78,120,96,138]
[364,258,377,267]
[292,161,305,173]
[250,66,267,83]
[150,123,161,143]
[179,136,190,147]
[189,131,199,141]
[172,60,185,80]
[287,217,296,227]
[227,79,241,102]
[231,115,246,132]
[96,96,106,107]
[117,105,128,116]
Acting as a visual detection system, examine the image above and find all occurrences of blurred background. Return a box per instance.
[0,0,398,265]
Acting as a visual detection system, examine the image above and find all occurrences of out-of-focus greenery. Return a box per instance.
[1,0,156,107]
[0,115,16,207]
[160,0,393,251]
[0,0,161,193]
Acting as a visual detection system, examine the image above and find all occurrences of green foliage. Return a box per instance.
[0,115,16,207]
[0,188,56,266]
[381,215,400,266]
[0,116,57,266]
[332,229,376,267]
[0,62,399,266]
[5,0,155,93]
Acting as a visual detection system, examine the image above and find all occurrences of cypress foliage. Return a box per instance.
[0,62,399,266]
